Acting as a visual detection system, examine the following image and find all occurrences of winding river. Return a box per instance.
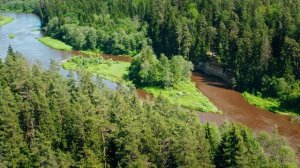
[194,73,300,159]
[0,13,118,89]
[1,13,299,159]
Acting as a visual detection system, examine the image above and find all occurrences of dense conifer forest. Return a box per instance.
[35,0,300,113]
[0,48,297,167]
[0,0,37,12]
[0,0,300,167]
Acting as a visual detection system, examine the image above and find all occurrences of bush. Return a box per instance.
[248,76,300,115]
[261,76,289,98]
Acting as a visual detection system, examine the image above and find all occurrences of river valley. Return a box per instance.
[1,13,299,159]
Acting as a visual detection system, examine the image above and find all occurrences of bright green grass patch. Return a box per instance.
[144,81,219,113]
[9,34,15,39]
[242,92,298,116]
[63,56,219,113]
[38,37,73,51]
[80,50,103,56]
[63,56,130,83]
[0,15,14,27]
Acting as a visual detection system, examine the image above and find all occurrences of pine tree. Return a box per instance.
[204,122,221,159]
[215,123,246,168]
[0,87,29,167]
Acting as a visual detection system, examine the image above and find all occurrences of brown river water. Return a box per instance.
[193,72,300,159]
[106,52,300,158]
[1,13,299,159]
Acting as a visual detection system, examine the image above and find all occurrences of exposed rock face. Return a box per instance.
[195,61,235,84]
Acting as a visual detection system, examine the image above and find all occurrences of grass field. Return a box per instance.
[63,56,130,83]
[38,37,73,51]
[0,15,14,27]
[144,81,219,112]
[242,92,298,116]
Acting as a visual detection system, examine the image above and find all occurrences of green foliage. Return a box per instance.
[144,80,219,112]
[0,15,14,27]
[9,34,15,39]
[36,1,300,114]
[0,87,29,167]
[129,46,160,86]
[243,92,281,112]
[261,76,290,98]
[37,2,148,55]
[204,123,221,159]
[243,76,300,115]
[129,47,194,88]
[0,0,38,12]
[63,56,130,82]
[257,131,298,168]
[36,0,300,106]
[215,123,267,168]
[63,53,215,112]
[0,50,297,167]
[38,37,73,51]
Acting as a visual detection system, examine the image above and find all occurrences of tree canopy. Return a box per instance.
[35,0,300,114]
[35,0,300,92]
[0,49,297,167]
[129,46,193,87]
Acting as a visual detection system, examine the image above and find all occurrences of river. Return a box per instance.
[0,12,118,89]
[1,13,299,159]
[194,73,300,160]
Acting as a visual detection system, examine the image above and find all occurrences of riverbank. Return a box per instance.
[196,59,300,116]
[63,56,130,83]
[38,37,73,51]
[40,37,219,112]
[37,34,299,159]
[194,73,300,160]
[62,55,219,113]
[0,15,14,27]
[144,80,219,112]
[242,92,299,116]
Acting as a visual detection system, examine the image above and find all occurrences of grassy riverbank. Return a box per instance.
[63,56,130,83]
[40,37,219,112]
[144,81,219,112]
[63,56,219,112]
[0,15,14,27]
[242,92,299,116]
[38,37,73,51]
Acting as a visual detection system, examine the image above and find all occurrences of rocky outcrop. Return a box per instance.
[195,61,235,84]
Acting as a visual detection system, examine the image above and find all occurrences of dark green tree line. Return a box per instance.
[35,0,300,112]
[128,46,193,87]
[0,0,38,12]
[0,49,297,167]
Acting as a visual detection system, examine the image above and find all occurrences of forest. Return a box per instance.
[0,0,300,167]
[0,48,298,167]
[34,0,300,114]
[0,0,37,12]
